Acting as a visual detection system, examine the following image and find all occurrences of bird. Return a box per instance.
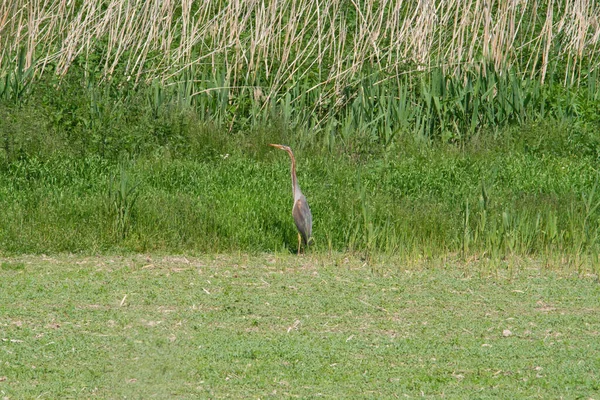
[269,144,312,254]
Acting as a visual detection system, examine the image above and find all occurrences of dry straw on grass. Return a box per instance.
[1,0,600,91]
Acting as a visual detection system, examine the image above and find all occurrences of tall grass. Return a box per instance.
[2,0,600,143]
[3,0,600,83]
[1,124,600,270]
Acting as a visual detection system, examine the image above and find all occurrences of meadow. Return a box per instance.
[1,1,600,397]
[1,254,599,398]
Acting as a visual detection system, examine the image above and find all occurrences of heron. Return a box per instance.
[269,144,312,254]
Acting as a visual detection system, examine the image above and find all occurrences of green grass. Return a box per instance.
[0,254,599,398]
[0,261,24,271]
[2,28,600,260]
[2,4,600,397]
[1,119,600,260]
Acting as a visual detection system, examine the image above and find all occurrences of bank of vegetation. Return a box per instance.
[1,1,600,268]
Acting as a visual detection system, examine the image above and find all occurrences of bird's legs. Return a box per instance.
[297,233,302,255]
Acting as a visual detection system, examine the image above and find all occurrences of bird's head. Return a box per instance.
[269,143,291,152]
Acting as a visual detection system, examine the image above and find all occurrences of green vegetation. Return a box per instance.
[2,129,600,265]
[1,0,600,262]
[2,3,600,397]
[3,0,600,146]
[0,119,599,266]
[0,255,599,398]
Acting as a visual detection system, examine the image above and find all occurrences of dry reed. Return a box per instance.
[1,0,599,92]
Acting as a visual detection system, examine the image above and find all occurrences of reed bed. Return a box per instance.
[2,0,600,87]
[3,0,600,145]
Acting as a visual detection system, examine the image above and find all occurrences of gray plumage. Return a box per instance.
[269,144,313,253]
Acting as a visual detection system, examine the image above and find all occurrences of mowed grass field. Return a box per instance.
[1,255,599,398]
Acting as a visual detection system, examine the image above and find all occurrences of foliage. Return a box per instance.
[1,122,600,264]
[2,0,600,148]
[1,1,600,261]
[106,162,140,240]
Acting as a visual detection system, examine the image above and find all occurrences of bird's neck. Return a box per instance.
[290,154,302,201]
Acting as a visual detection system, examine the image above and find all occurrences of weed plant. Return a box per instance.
[107,162,140,240]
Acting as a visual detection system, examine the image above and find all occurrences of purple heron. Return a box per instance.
[269,144,312,254]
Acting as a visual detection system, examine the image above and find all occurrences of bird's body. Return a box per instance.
[293,192,312,245]
[269,144,312,254]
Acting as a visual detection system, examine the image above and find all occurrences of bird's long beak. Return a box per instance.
[269,143,285,150]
